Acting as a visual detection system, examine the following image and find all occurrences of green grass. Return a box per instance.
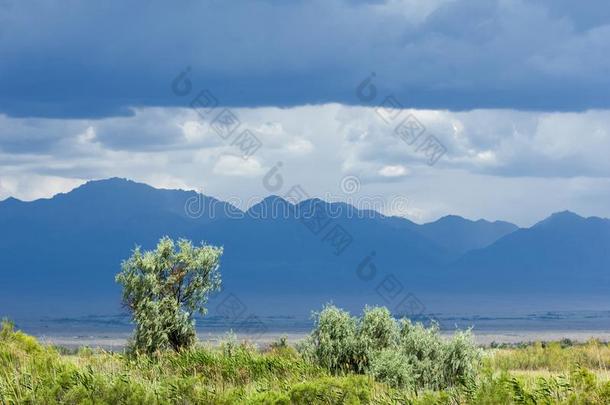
[485,340,610,372]
[2,322,610,404]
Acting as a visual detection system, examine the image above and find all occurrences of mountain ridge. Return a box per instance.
[1,177,608,317]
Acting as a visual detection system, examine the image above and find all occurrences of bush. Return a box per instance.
[399,320,446,390]
[359,306,399,353]
[442,330,479,389]
[369,348,414,389]
[301,305,481,392]
[305,305,363,374]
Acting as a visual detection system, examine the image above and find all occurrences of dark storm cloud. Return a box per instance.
[0,0,609,118]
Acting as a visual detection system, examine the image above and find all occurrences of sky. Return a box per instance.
[1,0,610,226]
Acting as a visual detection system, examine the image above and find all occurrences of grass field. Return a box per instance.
[2,321,610,404]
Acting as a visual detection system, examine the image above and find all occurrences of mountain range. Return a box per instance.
[1,178,608,317]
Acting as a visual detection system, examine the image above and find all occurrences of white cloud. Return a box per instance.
[0,174,85,201]
[181,121,206,143]
[285,138,314,155]
[378,165,409,177]
[76,126,96,144]
[212,155,265,177]
[2,104,610,226]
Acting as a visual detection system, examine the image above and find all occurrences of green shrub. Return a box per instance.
[368,348,414,389]
[359,306,399,353]
[305,304,363,374]
[302,305,481,393]
[441,330,480,389]
[398,320,446,390]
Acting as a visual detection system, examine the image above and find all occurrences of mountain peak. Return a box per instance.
[250,195,293,207]
[63,178,161,200]
[535,210,584,228]
[0,196,22,205]
[435,215,474,224]
[78,177,143,190]
[433,215,514,227]
[264,195,291,203]
[418,214,518,255]
[246,195,294,218]
[550,210,582,219]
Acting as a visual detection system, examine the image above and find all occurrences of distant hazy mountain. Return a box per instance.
[1,178,606,317]
[417,215,518,256]
[450,211,610,292]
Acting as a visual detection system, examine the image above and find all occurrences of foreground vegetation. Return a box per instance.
[3,321,610,404]
[3,238,609,403]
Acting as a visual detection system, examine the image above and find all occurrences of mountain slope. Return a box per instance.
[417,215,518,255]
[1,179,607,317]
[0,178,451,316]
[450,211,610,292]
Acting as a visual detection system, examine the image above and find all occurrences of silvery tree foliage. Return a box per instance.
[301,305,481,391]
[116,237,222,354]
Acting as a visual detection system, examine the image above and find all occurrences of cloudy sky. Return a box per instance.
[1,0,610,226]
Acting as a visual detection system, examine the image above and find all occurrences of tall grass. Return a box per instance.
[0,321,401,404]
[487,340,610,372]
[3,320,610,404]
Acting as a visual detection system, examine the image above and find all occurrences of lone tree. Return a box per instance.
[116,236,222,354]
